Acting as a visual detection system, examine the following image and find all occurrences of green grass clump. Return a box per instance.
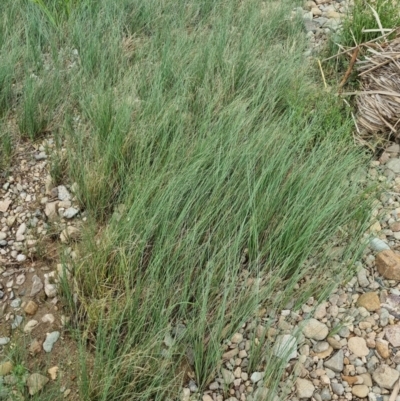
[341,0,400,45]
[0,0,375,400]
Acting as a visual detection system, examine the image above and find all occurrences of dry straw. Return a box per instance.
[355,33,400,140]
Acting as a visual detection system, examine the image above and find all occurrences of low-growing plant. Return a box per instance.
[29,0,81,28]
[341,0,400,46]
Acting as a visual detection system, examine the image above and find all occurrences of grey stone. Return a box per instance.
[313,341,329,353]
[370,238,390,251]
[304,20,319,33]
[10,298,21,308]
[320,387,331,400]
[301,318,329,340]
[250,371,264,383]
[30,275,43,296]
[27,373,49,395]
[296,378,315,398]
[372,364,399,389]
[331,382,344,396]
[314,17,328,26]
[11,315,23,329]
[57,185,71,201]
[324,18,341,31]
[43,331,60,352]
[188,380,198,392]
[34,152,47,161]
[16,254,26,262]
[380,308,390,327]
[357,268,369,287]
[63,207,79,219]
[221,368,235,385]
[0,337,10,346]
[273,334,297,360]
[386,158,400,173]
[324,349,344,373]
[338,326,350,338]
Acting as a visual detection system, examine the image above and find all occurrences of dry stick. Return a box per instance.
[359,54,400,76]
[322,29,397,61]
[340,90,400,97]
[389,379,400,401]
[317,59,327,89]
[338,47,359,88]
[367,3,387,39]
[362,28,393,33]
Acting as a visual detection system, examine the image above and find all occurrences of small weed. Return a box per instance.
[29,0,81,28]
[17,78,48,140]
[341,0,400,46]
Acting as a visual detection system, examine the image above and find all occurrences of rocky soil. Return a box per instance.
[0,138,81,400]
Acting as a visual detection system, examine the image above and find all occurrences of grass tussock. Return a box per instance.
[0,0,374,399]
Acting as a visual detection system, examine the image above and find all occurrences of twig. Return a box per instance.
[389,379,400,401]
[339,47,359,88]
[359,54,400,76]
[340,90,400,97]
[367,3,387,39]
[321,29,397,61]
[317,59,327,89]
[362,28,393,33]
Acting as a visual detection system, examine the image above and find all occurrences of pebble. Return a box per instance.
[43,331,60,352]
[23,320,39,333]
[0,338,10,346]
[356,292,380,311]
[0,362,13,376]
[24,300,39,315]
[30,275,43,296]
[296,378,315,398]
[250,372,264,383]
[370,238,390,252]
[376,250,400,280]
[386,158,400,173]
[352,385,369,398]
[63,207,79,219]
[375,339,390,359]
[331,382,344,396]
[42,314,55,324]
[44,274,57,297]
[10,298,21,308]
[301,318,329,340]
[372,365,400,389]
[347,337,369,357]
[29,339,42,355]
[324,349,344,372]
[57,185,71,201]
[27,373,49,395]
[11,315,23,329]
[16,254,26,262]
[273,334,297,360]
[60,226,81,243]
[385,325,400,347]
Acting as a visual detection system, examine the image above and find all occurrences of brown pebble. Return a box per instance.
[24,300,39,315]
[29,339,42,355]
[376,250,400,281]
[356,292,381,311]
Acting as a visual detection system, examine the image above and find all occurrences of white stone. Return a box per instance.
[250,371,264,383]
[273,334,297,360]
[301,318,329,340]
[296,378,315,398]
